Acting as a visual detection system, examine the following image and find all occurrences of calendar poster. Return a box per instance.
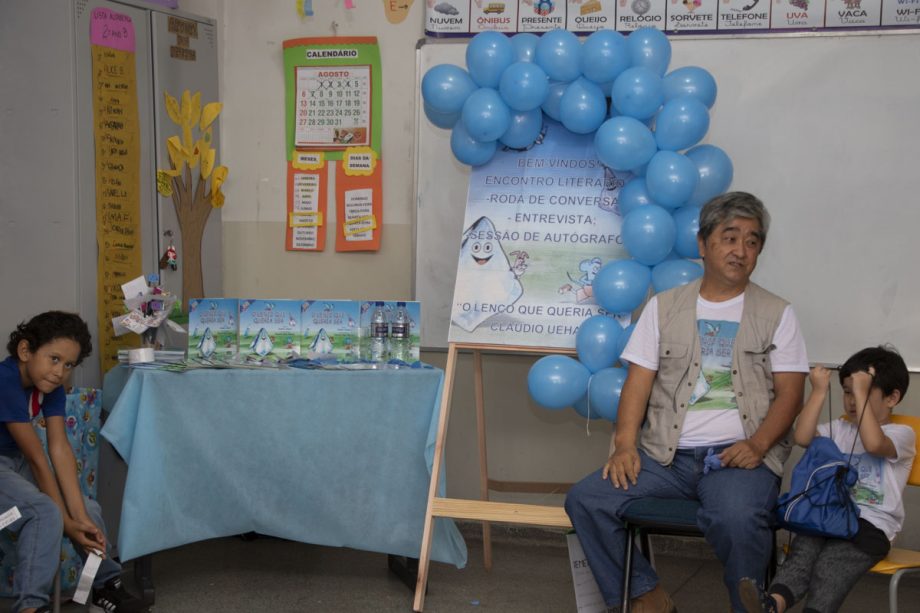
[283,37,383,252]
[295,65,371,149]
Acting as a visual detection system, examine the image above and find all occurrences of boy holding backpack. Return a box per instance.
[740,345,916,613]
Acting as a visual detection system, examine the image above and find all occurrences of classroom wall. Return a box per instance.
[181,0,920,550]
[181,0,417,299]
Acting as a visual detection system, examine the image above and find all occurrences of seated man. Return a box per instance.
[565,192,808,613]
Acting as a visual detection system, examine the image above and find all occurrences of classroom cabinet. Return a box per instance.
[0,0,221,388]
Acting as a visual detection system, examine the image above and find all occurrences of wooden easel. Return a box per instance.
[412,341,578,612]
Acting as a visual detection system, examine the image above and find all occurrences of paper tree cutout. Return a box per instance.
[156,90,228,306]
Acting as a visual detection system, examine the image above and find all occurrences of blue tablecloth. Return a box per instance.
[101,366,467,567]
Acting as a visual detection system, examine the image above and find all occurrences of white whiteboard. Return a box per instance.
[413,33,920,370]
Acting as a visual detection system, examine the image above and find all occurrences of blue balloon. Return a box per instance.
[645,151,699,208]
[500,108,543,149]
[672,205,701,258]
[631,160,649,176]
[560,78,607,134]
[654,97,710,152]
[461,88,511,142]
[660,249,683,262]
[573,394,602,420]
[576,315,623,373]
[423,102,460,129]
[611,67,664,120]
[596,80,615,99]
[685,144,734,207]
[594,260,651,314]
[541,80,568,122]
[450,121,497,166]
[421,64,477,114]
[528,355,591,410]
[663,66,718,108]
[614,322,636,366]
[499,62,549,111]
[588,367,629,422]
[626,27,672,76]
[594,116,657,172]
[511,32,540,63]
[466,31,515,88]
[622,205,677,266]
[534,28,582,82]
[580,29,630,85]
[618,177,659,217]
[652,259,704,294]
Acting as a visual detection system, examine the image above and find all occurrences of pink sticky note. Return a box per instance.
[90,7,136,52]
[344,0,355,8]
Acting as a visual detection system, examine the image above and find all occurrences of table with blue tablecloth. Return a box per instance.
[101,366,468,571]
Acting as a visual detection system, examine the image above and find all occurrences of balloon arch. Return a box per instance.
[421,28,733,422]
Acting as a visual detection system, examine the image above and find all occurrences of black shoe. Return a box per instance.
[90,576,147,613]
[738,577,777,613]
[34,606,52,613]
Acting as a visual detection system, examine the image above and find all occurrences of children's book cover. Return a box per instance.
[301,300,361,361]
[187,299,239,359]
[238,299,302,360]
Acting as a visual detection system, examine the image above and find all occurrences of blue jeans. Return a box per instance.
[565,447,780,612]
[0,453,121,613]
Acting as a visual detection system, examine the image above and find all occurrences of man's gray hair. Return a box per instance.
[697,191,770,247]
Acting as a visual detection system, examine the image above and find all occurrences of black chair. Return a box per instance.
[620,497,777,612]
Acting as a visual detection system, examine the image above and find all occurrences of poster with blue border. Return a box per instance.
[448,121,630,348]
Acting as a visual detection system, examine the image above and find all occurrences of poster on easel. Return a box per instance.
[283,37,382,252]
[90,7,143,373]
[447,121,631,350]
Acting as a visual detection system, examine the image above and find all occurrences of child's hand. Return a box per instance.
[809,366,832,392]
[65,518,107,558]
[851,368,875,398]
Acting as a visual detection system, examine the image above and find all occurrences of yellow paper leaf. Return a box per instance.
[164,91,181,124]
[211,189,225,208]
[182,124,193,151]
[166,136,187,169]
[200,146,216,180]
[156,170,174,197]
[188,142,200,169]
[159,167,181,177]
[180,90,192,123]
[200,102,222,130]
[212,165,228,192]
[190,92,202,127]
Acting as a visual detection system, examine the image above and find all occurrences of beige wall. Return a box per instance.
[183,0,420,299]
[182,0,920,549]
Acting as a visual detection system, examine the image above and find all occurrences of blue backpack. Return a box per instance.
[775,435,860,539]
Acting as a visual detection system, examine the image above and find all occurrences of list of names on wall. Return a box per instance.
[90,7,144,371]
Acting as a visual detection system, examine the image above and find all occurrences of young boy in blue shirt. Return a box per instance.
[740,345,916,613]
[0,311,146,613]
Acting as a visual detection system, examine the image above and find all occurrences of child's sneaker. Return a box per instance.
[89,576,147,613]
[738,577,777,613]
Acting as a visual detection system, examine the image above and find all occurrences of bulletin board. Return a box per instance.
[413,33,920,369]
[283,37,383,252]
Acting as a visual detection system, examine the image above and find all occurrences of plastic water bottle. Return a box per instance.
[389,302,412,363]
[369,301,389,363]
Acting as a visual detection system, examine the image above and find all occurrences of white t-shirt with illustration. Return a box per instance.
[817,419,916,540]
[621,292,809,449]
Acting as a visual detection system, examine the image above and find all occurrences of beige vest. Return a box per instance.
[638,278,792,476]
